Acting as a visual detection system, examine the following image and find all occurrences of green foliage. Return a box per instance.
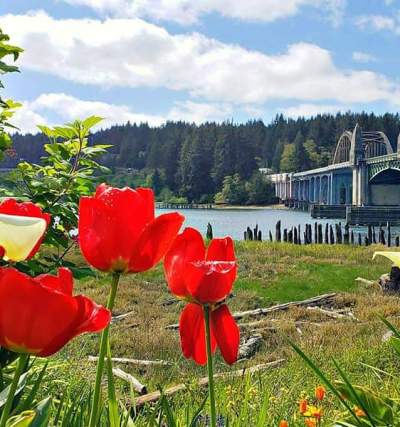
[215,174,247,205]
[4,117,111,276]
[0,28,23,161]
[290,315,400,427]
[245,171,275,205]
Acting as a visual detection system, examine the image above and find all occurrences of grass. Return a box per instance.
[49,241,400,425]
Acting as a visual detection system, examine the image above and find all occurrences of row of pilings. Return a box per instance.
[243,221,399,247]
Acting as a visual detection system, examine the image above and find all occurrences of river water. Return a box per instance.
[156,207,341,240]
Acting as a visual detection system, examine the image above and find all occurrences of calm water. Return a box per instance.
[156,208,340,240]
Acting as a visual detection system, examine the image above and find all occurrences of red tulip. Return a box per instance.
[78,184,185,273]
[0,198,51,261]
[164,227,240,365]
[0,267,110,356]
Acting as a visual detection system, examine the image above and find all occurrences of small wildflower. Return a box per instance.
[310,407,323,420]
[299,399,308,414]
[304,419,316,427]
[279,420,289,427]
[315,385,325,401]
[354,406,366,417]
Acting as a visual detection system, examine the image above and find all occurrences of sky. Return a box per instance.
[0,0,400,133]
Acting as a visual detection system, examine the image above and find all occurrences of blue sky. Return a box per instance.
[0,0,399,133]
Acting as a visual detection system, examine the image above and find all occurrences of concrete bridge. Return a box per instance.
[269,125,400,224]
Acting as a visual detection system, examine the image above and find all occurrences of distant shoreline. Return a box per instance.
[156,203,287,210]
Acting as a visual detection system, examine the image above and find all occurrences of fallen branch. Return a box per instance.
[112,311,135,323]
[306,306,358,321]
[135,359,285,407]
[237,334,263,360]
[166,293,337,329]
[113,367,147,395]
[88,356,172,367]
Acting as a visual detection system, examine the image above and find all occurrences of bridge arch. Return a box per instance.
[333,131,352,164]
[369,168,400,206]
[332,126,393,165]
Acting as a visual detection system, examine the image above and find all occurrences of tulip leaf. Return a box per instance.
[28,397,52,427]
[335,381,394,425]
[5,411,35,427]
[0,373,28,409]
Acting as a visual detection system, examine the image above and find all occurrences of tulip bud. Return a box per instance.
[315,385,326,401]
[299,399,308,414]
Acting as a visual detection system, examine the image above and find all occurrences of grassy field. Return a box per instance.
[53,242,400,425]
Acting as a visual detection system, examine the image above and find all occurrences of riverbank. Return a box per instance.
[51,242,400,425]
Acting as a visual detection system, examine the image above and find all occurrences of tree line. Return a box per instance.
[4,112,400,204]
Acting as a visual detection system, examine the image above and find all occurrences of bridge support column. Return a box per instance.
[352,162,368,206]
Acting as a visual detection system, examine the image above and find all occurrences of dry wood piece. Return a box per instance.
[88,356,172,367]
[355,277,375,287]
[113,367,147,395]
[233,293,337,320]
[306,306,358,321]
[166,293,337,330]
[237,334,263,360]
[135,359,285,407]
[111,311,135,323]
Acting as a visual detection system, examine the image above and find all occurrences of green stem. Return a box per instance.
[89,272,120,427]
[0,353,29,427]
[204,305,217,427]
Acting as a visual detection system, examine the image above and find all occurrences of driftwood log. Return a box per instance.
[113,368,147,395]
[379,267,400,294]
[237,334,263,360]
[111,311,135,323]
[135,359,285,407]
[166,293,337,329]
[88,356,172,367]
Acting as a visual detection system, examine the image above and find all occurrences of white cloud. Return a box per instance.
[12,93,234,133]
[352,51,377,63]
[282,103,349,118]
[61,0,346,26]
[356,14,400,34]
[1,11,399,108]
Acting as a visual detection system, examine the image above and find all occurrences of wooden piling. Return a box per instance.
[276,221,282,242]
[343,223,349,245]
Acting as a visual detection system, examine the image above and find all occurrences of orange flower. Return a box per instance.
[299,399,308,414]
[354,406,366,417]
[279,420,289,427]
[315,385,326,401]
[304,419,316,427]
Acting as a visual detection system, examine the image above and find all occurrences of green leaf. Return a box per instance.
[29,397,52,427]
[5,411,35,427]
[335,380,394,425]
[82,116,103,133]
[0,373,28,409]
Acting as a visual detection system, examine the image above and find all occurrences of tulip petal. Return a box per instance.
[179,303,216,365]
[206,237,237,283]
[373,251,400,268]
[211,304,240,365]
[35,268,74,295]
[0,268,110,357]
[0,214,47,262]
[40,295,111,356]
[129,212,185,273]
[135,188,155,224]
[79,187,154,272]
[185,260,236,304]
[78,197,113,271]
[0,199,51,259]
[164,227,205,298]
